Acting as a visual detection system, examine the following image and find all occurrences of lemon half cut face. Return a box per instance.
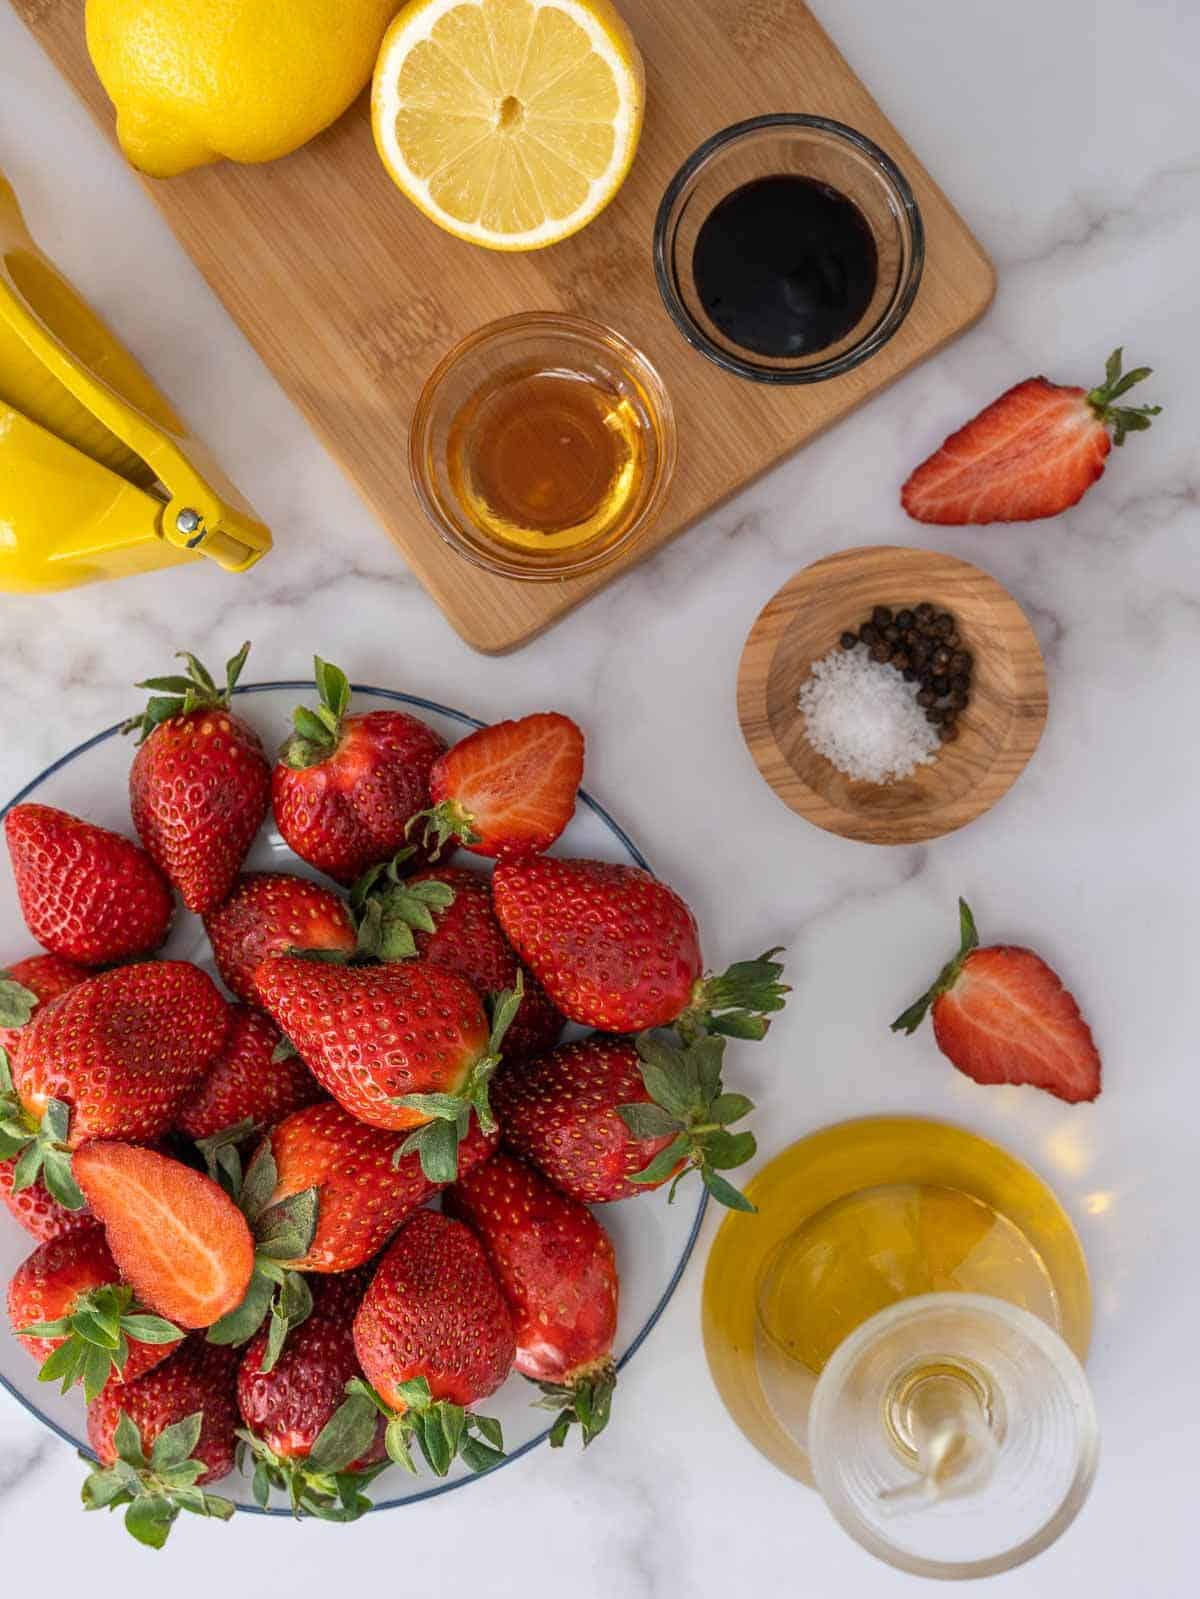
[371,0,645,251]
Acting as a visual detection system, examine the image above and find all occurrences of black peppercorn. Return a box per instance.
[860,623,880,645]
[870,640,891,663]
[896,609,915,630]
[926,708,945,725]
[840,631,859,650]
[935,613,955,637]
[944,631,961,651]
[903,668,918,682]
[883,625,901,644]
[916,688,936,708]
[932,647,952,670]
[915,602,935,623]
[872,605,893,627]
[941,706,958,724]
[950,652,972,676]
[910,640,929,665]
[931,674,950,696]
[950,672,970,694]
[891,650,910,671]
[949,690,969,710]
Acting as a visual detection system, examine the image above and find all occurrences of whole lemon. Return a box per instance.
[85,0,401,178]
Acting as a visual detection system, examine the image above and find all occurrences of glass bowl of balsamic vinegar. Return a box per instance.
[654,114,924,384]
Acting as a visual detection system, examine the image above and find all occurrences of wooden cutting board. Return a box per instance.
[15,0,994,652]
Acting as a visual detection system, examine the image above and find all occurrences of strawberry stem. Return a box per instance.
[533,1359,617,1448]
[235,1425,384,1522]
[121,642,252,746]
[279,656,351,770]
[0,974,38,1030]
[678,947,790,1043]
[1086,347,1162,446]
[0,1074,85,1211]
[621,1033,758,1212]
[81,1411,235,1547]
[351,852,455,961]
[407,798,483,858]
[21,1284,181,1402]
[341,1377,505,1478]
[891,897,979,1035]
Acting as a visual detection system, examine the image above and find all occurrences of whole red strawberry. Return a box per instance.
[271,658,446,885]
[203,871,357,1005]
[350,1210,513,1477]
[493,856,788,1040]
[892,899,1101,1102]
[237,1270,386,1520]
[353,861,564,1062]
[493,1031,758,1211]
[0,953,89,1061]
[1,962,228,1211]
[255,954,520,1182]
[175,1004,322,1141]
[265,1098,498,1273]
[448,1153,618,1447]
[4,804,173,964]
[7,1224,182,1398]
[0,1155,94,1242]
[84,1338,239,1546]
[413,712,584,863]
[901,348,1161,525]
[123,643,271,915]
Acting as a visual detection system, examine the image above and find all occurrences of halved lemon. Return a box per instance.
[371,0,645,251]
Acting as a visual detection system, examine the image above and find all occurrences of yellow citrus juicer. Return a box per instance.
[0,171,271,593]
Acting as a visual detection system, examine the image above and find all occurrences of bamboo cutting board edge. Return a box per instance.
[14,0,996,653]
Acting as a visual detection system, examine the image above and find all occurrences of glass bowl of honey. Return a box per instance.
[654,114,924,384]
[409,313,676,581]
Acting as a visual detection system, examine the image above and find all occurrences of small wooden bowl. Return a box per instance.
[737,546,1047,844]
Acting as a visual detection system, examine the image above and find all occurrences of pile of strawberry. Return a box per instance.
[0,647,788,1546]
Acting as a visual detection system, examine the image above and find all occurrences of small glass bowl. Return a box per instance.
[408,313,676,582]
[653,114,925,384]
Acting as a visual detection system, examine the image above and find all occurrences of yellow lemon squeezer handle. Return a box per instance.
[0,171,271,593]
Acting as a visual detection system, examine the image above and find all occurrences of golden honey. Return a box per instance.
[446,364,648,555]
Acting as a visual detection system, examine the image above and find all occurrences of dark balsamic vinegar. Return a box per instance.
[693,175,879,358]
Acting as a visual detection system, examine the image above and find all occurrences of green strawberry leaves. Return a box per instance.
[280,656,351,770]
[393,975,523,1183]
[200,1131,318,1370]
[342,1377,505,1479]
[407,798,482,860]
[681,947,790,1043]
[620,1032,758,1211]
[235,1415,386,1523]
[121,642,251,746]
[80,1411,235,1548]
[1086,346,1162,447]
[891,897,979,1036]
[20,1282,181,1403]
[0,973,38,1030]
[533,1359,616,1449]
[350,852,456,962]
[0,1072,85,1211]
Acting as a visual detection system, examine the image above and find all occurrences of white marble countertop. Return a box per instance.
[2,1,1198,1591]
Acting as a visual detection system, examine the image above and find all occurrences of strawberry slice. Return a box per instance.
[414,712,584,863]
[892,900,1101,1103]
[901,348,1161,525]
[74,1143,256,1328]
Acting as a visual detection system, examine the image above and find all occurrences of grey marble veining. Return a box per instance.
[0,1,1197,1593]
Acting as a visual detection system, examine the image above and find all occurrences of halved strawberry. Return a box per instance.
[892,899,1101,1103]
[203,871,357,1007]
[901,348,1161,525]
[413,713,584,862]
[74,1143,256,1328]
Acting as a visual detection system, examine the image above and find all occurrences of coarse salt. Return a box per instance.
[798,647,940,783]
